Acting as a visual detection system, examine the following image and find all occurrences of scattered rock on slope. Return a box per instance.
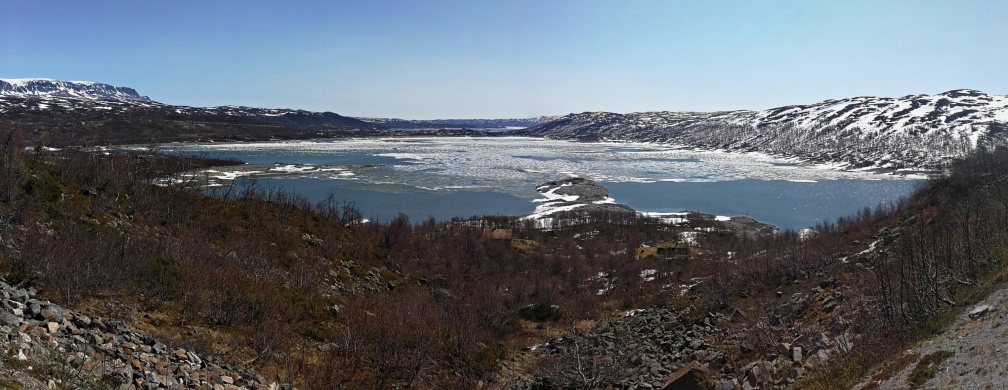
[855,284,1008,389]
[0,278,274,389]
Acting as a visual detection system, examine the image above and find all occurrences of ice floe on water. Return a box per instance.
[159,137,921,197]
[161,163,374,188]
[269,164,318,173]
[154,137,925,226]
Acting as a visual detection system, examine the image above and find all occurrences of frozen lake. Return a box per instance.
[157,137,923,230]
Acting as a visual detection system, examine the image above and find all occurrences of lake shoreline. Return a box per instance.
[151,137,923,229]
[132,135,937,179]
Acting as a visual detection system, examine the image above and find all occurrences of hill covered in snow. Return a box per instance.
[0,78,385,145]
[4,78,1007,170]
[0,78,152,102]
[524,89,1008,170]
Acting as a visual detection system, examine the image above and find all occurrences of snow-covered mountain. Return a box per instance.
[0,78,554,131]
[4,78,1007,170]
[0,79,383,145]
[0,78,153,102]
[0,78,377,127]
[525,89,1008,171]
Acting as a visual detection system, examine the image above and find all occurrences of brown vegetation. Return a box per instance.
[0,126,697,387]
[2,123,1008,388]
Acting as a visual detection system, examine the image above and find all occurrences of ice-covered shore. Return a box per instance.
[526,178,635,220]
[527,177,778,238]
[160,163,378,187]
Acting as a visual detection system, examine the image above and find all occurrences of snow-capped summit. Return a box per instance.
[0,78,152,103]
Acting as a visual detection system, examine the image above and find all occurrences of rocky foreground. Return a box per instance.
[855,284,1008,389]
[502,281,852,389]
[0,279,272,389]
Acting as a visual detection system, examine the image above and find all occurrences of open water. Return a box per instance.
[157,137,923,230]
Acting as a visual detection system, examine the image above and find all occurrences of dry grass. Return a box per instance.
[859,352,920,390]
[907,350,954,389]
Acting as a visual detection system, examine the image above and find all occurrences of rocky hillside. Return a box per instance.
[0,279,271,389]
[502,270,856,389]
[505,306,725,389]
[524,89,1008,170]
[490,146,1008,389]
[5,81,1008,389]
[854,285,1008,389]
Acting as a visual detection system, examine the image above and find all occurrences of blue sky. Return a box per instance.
[2,1,1005,118]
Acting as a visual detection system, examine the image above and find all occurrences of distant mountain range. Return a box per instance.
[2,78,1006,169]
[356,116,558,129]
[0,79,552,146]
[0,79,385,145]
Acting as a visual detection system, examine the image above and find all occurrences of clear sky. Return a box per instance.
[2,0,1005,119]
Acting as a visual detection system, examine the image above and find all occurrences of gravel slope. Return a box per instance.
[856,284,1008,389]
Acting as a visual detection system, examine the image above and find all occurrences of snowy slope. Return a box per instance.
[0,78,381,131]
[0,78,553,131]
[4,78,1005,169]
[756,89,1008,139]
[526,90,1008,170]
[0,78,153,102]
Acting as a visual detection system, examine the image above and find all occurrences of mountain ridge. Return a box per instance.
[355,116,559,129]
[4,79,1007,170]
[0,78,153,103]
[0,79,385,145]
[524,89,1008,170]
[0,79,556,130]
